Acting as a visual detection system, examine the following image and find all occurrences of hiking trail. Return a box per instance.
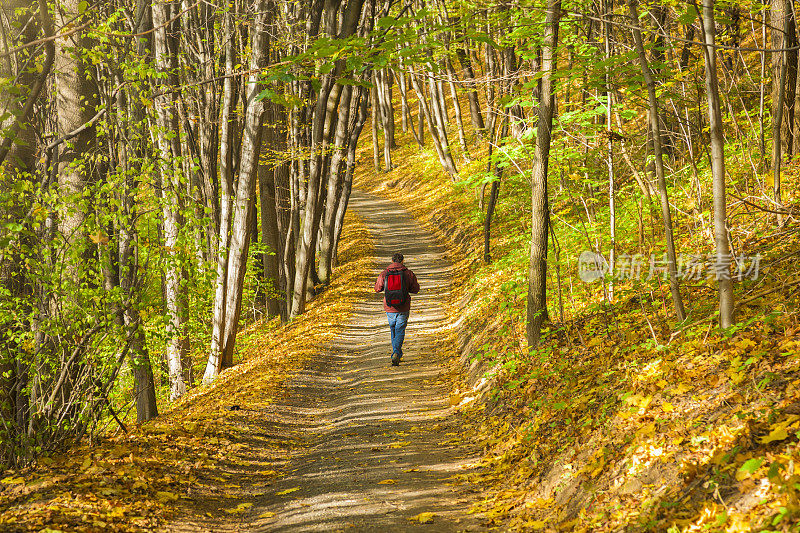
[167,189,484,532]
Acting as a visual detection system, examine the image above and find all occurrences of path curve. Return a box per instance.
[248,189,482,531]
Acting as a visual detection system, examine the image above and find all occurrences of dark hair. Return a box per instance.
[392,252,404,263]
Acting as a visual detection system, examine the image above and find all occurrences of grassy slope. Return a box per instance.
[0,211,373,531]
[355,116,800,531]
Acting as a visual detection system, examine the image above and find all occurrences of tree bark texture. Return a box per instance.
[699,0,734,328]
[526,0,560,349]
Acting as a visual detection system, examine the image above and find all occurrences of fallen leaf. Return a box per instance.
[378,479,396,485]
[275,487,300,496]
[410,511,435,523]
[225,502,253,514]
[258,511,276,519]
[156,491,179,503]
[736,458,764,480]
[761,427,789,444]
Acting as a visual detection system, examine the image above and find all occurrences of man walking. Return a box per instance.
[375,252,420,366]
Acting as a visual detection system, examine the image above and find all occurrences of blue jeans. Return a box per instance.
[386,312,409,357]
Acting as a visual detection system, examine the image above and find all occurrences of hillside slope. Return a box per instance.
[356,135,800,532]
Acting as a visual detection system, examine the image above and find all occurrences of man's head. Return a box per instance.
[392,252,404,264]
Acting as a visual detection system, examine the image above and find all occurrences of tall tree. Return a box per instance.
[627,0,687,322]
[204,0,272,382]
[526,0,560,348]
[697,0,734,328]
[152,0,188,399]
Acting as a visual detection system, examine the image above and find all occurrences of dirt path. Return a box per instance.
[244,189,481,532]
[168,189,483,532]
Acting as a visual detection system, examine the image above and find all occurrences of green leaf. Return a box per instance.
[376,16,398,28]
[678,6,697,26]
[739,457,764,475]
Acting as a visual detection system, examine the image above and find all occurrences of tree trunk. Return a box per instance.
[152,0,188,399]
[526,0,560,348]
[409,71,458,179]
[204,0,271,381]
[396,69,409,132]
[772,0,798,161]
[318,85,355,285]
[698,0,734,328]
[332,87,369,262]
[604,0,615,302]
[260,102,287,319]
[370,79,381,172]
[445,58,469,157]
[455,46,485,139]
[627,0,687,322]
[484,118,508,262]
[205,6,238,383]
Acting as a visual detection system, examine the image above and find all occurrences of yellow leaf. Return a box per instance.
[1,476,24,485]
[410,512,435,523]
[672,384,691,395]
[275,487,300,496]
[225,502,253,514]
[636,423,655,439]
[378,479,396,485]
[761,428,789,444]
[258,511,276,519]
[156,491,179,503]
[89,231,109,245]
[661,402,674,412]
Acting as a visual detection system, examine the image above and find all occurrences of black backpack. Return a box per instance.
[384,268,408,307]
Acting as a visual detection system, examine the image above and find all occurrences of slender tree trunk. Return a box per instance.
[396,68,409,132]
[332,87,369,262]
[628,0,687,322]
[417,100,425,145]
[370,78,381,172]
[455,46,485,139]
[772,0,798,160]
[318,85,355,285]
[205,7,238,383]
[772,0,794,218]
[377,69,393,170]
[260,102,286,319]
[259,161,282,318]
[205,0,271,380]
[445,58,469,156]
[152,0,187,399]
[484,118,508,262]
[526,0,560,348]
[409,70,458,179]
[698,0,734,328]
